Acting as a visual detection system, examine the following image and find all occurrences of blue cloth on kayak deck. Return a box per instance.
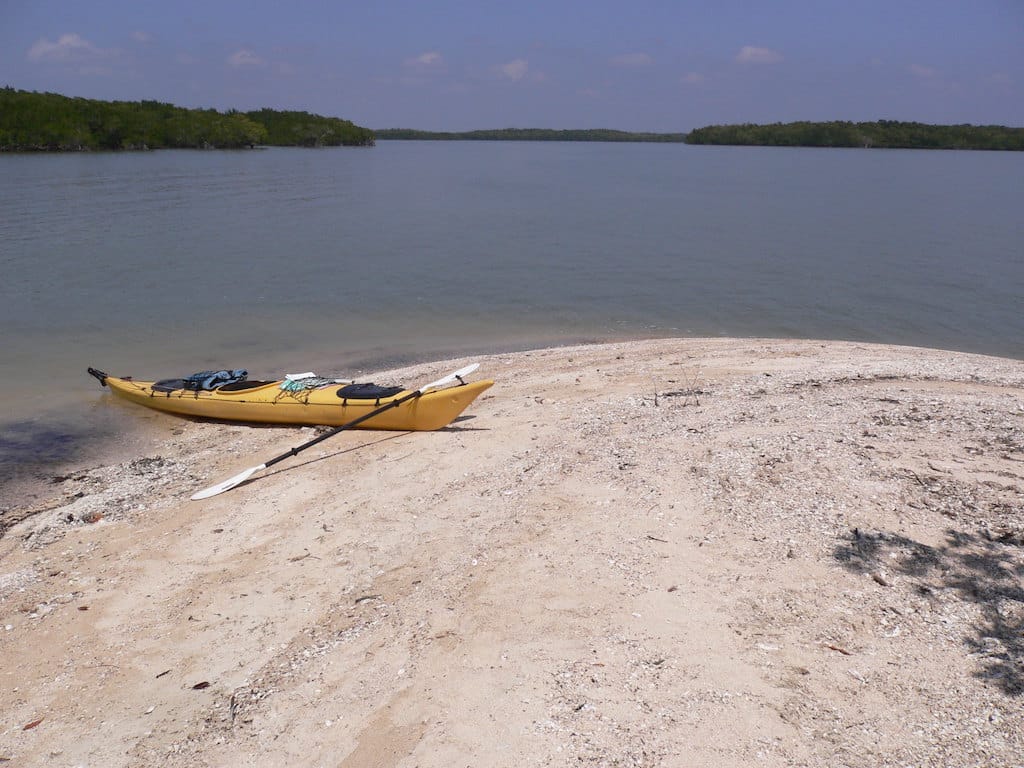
[181,369,248,391]
[336,383,404,400]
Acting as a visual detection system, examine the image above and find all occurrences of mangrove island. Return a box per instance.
[0,87,375,151]
[684,120,1024,151]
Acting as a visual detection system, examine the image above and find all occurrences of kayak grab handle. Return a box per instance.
[87,367,109,387]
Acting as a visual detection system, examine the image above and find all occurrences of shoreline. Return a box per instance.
[0,330,633,514]
[5,333,1024,556]
[1,337,1023,765]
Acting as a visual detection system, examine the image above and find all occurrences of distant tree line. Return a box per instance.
[684,121,1024,151]
[10,90,1015,152]
[375,128,687,142]
[0,87,375,151]
[244,108,374,147]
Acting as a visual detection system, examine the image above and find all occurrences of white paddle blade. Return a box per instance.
[419,363,480,394]
[190,463,266,500]
[190,363,481,500]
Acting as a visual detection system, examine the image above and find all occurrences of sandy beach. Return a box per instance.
[1,337,1022,767]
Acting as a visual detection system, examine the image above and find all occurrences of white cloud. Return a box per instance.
[228,49,264,68]
[407,51,443,68]
[736,46,782,64]
[130,30,152,44]
[27,33,115,63]
[682,72,704,84]
[909,63,935,78]
[401,51,446,86]
[500,58,529,81]
[610,52,653,68]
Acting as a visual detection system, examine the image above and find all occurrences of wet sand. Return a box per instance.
[1,338,1022,766]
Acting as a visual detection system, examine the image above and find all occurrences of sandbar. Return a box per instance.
[1,338,1022,766]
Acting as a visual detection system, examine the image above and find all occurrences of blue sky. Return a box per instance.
[3,1,1022,131]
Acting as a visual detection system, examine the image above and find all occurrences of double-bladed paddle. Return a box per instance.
[190,363,480,500]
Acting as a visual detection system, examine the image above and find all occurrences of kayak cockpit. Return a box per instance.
[152,378,278,394]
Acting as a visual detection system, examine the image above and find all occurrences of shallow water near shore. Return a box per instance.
[2,142,1022,497]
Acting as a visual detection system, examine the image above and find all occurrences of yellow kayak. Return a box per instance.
[88,366,492,430]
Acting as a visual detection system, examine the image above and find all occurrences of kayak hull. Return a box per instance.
[100,374,492,430]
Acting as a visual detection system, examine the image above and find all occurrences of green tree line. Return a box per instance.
[244,108,375,147]
[0,87,375,150]
[375,128,687,142]
[684,120,1024,151]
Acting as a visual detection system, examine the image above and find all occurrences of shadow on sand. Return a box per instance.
[834,527,1024,696]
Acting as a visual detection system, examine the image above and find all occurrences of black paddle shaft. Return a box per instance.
[263,389,422,469]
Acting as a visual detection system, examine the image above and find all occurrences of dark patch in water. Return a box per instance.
[1,420,84,467]
[0,417,120,507]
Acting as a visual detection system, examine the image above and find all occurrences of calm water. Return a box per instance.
[2,142,1023,489]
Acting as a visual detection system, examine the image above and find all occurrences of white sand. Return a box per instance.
[1,338,1022,766]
